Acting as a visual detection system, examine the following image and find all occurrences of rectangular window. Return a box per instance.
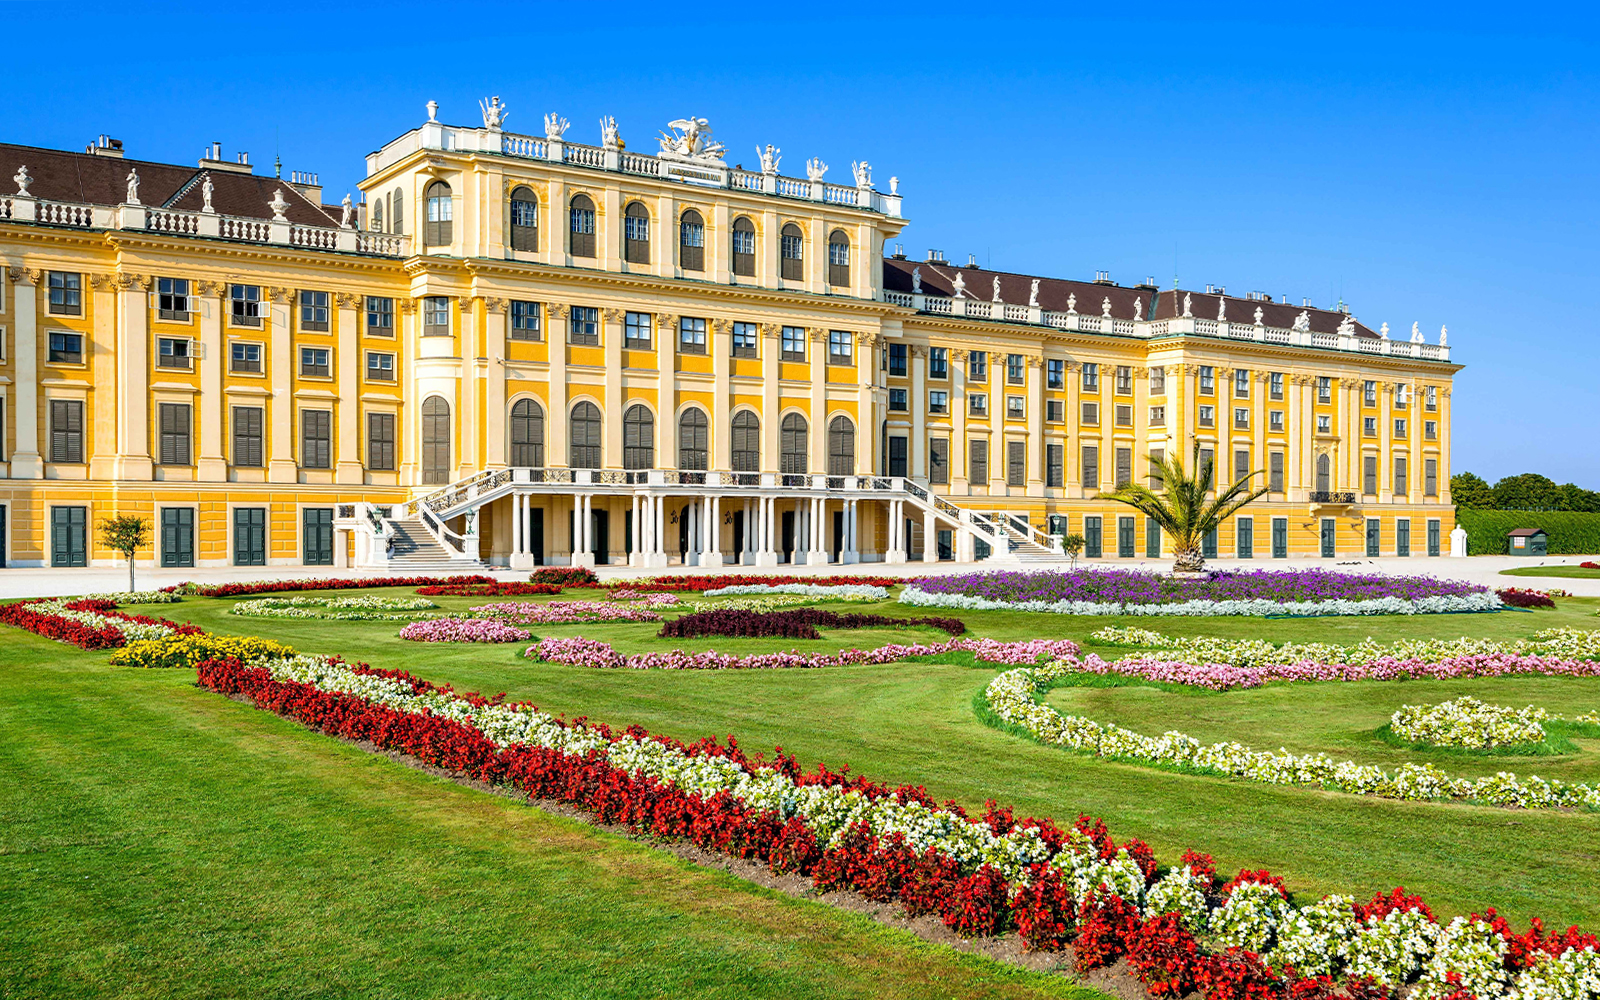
[1115,404,1132,426]
[828,330,853,364]
[1007,440,1026,486]
[233,406,264,467]
[1269,372,1284,400]
[422,296,450,336]
[1081,362,1098,391]
[1149,367,1166,394]
[1394,418,1407,438]
[732,225,756,261]
[969,393,988,416]
[366,351,395,382]
[158,402,191,466]
[969,439,988,483]
[1234,369,1250,397]
[1317,414,1332,434]
[888,343,907,376]
[1363,455,1378,495]
[969,351,988,380]
[1394,456,1408,495]
[1149,447,1165,489]
[365,295,394,335]
[1198,448,1215,490]
[1047,358,1065,389]
[49,399,83,463]
[51,505,87,567]
[1007,395,1025,420]
[1234,407,1249,429]
[299,290,330,332]
[1236,517,1254,558]
[1149,405,1166,427]
[887,435,908,477]
[1394,383,1409,408]
[1008,354,1025,385]
[731,321,758,358]
[230,342,262,373]
[677,316,707,353]
[1272,517,1288,558]
[299,347,330,378]
[511,301,543,341]
[1425,420,1437,440]
[157,277,191,320]
[1397,519,1411,557]
[231,284,262,326]
[1199,366,1215,395]
[48,332,83,364]
[1269,451,1285,492]
[928,390,948,414]
[1047,444,1063,487]
[1425,386,1437,411]
[929,346,948,379]
[1046,399,1064,422]
[1146,516,1162,558]
[1081,402,1099,425]
[1115,365,1132,394]
[1115,446,1132,487]
[1084,515,1102,558]
[303,508,334,566]
[367,412,396,471]
[157,337,191,370]
[1270,409,1285,432]
[1425,458,1438,496]
[1118,516,1136,558]
[301,410,332,469]
[1199,404,1215,427]
[1364,416,1377,436]
[889,388,908,411]
[827,238,850,287]
[781,326,805,361]
[48,271,82,315]
[569,306,600,346]
[1364,380,1377,406]
[929,437,949,484]
[1082,445,1099,488]
[1235,448,1250,482]
[1317,376,1332,403]
[679,214,705,268]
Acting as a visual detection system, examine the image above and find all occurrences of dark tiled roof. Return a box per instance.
[0,142,338,226]
[881,257,1378,338]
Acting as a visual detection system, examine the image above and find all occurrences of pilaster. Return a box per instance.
[1025,354,1044,495]
[950,348,968,493]
[483,297,507,468]
[603,308,624,468]
[334,292,363,484]
[6,268,41,478]
[910,344,927,482]
[656,312,676,469]
[547,303,569,467]
[115,272,153,480]
[196,280,228,481]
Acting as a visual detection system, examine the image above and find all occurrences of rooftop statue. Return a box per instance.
[600,116,621,150]
[757,144,781,174]
[479,96,509,130]
[269,188,288,222]
[1338,314,1356,337]
[852,160,872,188]
[125,168,140,205]
[991,275,1002,303]
[1067,292,1077,314]
[1216,296,1226,322]
[1380,321,1389,337]
[1182,292,1192,318]
[13,165,30,196]
[1102,296,1112,318]
[805,157,828,182]
[1411,321,1423,343]
[1133,297,1143,320]
[1028,278,1040,308]
[952,272,966,299]
[543,113,570,141]
[911,267,922,294]
[1439,324,1448,346]
[658,117,725,160]
[201,174,214,213]
[1253,305,1263,326]
[340,194,354,229]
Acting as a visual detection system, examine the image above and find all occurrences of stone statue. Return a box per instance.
[479,95,509,130]
[1133,297,1142,320]
[1101,296,1112,318]
[1181,292,1192,318]
[1067,292,1076,314]
[1338,314,1356,337]
[340,193,354,229]
[201,174,214,213]
[805,157,828,182]
[269,188,288,222]
[852,160,872,188]
[1380,321,1389,337]
[13,165,30,196]
[1028,278,1040,308]
[911,267,922,294]
[658,116,724,159]
[1439,324,1448,346]
[543,113,570,140]
[1295,311,1311,332]
[1216,296,1226,322]
[426,100,439,123]
[992,276,1002,303]
[889,176,899,195]
[125,168,141,205]
[1411,321,1423,343]
[1253,305,1263,325]
[600,116,621,149]
[756,144,781,174]
[952,272,966,299]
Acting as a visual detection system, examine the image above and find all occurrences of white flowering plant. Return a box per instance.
[1391,696,1548,749]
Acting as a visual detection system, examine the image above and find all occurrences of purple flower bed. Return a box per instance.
[658,607,966,640]
[908,568,1486,606]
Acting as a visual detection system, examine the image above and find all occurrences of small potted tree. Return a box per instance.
[1061,533,1086,568]
[100,514,150,593]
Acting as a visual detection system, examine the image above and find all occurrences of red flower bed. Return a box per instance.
[530,566,601,587]
[0,598,201,649]
[188,575,500,598]
[1581,561,1600,570]
[414,582,563,597]
[610,573,900,593]
[658,607,966,640]
[1496,587,1557,609]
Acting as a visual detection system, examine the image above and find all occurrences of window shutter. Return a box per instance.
[969,439,988,483]
[1007,441,1025,486]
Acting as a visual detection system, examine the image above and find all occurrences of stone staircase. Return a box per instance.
[384,519,485,573]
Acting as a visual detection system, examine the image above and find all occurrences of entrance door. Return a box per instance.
[832,510,844,562]
[1396,519,1411,557]
[1366,518,1381,557]
[51,506,87,567]
[780,510,795,562]
[1427,519,1440,557]
[234,508,266,566]
[0,504,7,567]
[591,509,609,565]
[1271,517,1288,558]
[1202,527,1217,559]
[1117,516,1135,557]
[1320,518,1336,558]
[732,511,745,559]
[161,508,194,568]
[303,508,334,566]
[529,507,544,565]
[1084,516,1102,558]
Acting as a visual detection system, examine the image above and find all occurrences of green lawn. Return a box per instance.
[6,585,1600,999]
[1500,564,1600,579]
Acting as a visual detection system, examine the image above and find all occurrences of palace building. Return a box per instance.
[0,105,1458,570]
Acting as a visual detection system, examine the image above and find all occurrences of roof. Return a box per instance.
[1507,527,1547,537]
[0,142,338,226]
[881,257,1379,338]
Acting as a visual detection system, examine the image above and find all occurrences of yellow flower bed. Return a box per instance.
[109,633,297,669]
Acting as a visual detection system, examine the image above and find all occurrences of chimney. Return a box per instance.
[287,170,322,204]
[199,142,254,174]
[966,253,979,268]
[86,134,124,158]
[892,243,906,260]
[926,249,945,263]
[1093,270,1112,285]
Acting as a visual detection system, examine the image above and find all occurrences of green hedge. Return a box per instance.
[1456,509,1600,556]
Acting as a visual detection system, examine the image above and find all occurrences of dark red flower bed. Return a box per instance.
[1582,561,1600,570]
[1496,587,1557,609]
[414,582,564,597]
[609,574,900,593]
[530,566,601,587]
[187,575,499,598]
[658,607,966,640]
[0,598,201,650]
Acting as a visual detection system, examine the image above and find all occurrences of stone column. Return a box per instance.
[116,273,154,480]
[484,298,508,468]
[856,333,878,475]
[88,274,118,480]
[950,348,968,493]
[924,508,938,562]
[268,286,297,483]
[655,313,676,470]
[335,292,363,484]
[705,495,721,565]
[910,344,927,481]
[1026,354,1044,496]
[7,268,41,478]
[195,281,228,481]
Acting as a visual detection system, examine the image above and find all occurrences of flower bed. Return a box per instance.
[414,582,564,597]
[529,566,600,587]
[185,574,499,598]
[688,595,814,613]
[609,573,900,593]
[109,633,297,669]
[985,660,1600,811]
[82,590,182,604]
[703,583,890,602]
[1390,697,1549,749]
[397,618,532,643]
[902,569,1499,617]
[528,635,1082,671]
[195,646,1600,994]
[1496,587,1558,609]
[604,590,684,605]
[659,607,966,640]
[0,598,201,650]
[231,595,441,621]
[468,601,664,625]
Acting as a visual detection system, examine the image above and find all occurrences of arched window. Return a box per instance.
[827,230,850,287]
[623,201,650,264]
[424,181,452,246]
[1316,454,1331,494]
[510,398,545,467]
[731,411,759,472]
[510,186,538,252]
[827,415,855,476]
[678,408,708,471]
[569,194,596,258]
[371,199,383,232]
[391,187,403,234]
[623,404,654,470]
[421,395,451,484]
[780,223,803,280]
[569,401,601,469]
[731,216,756,277]
[679,209,705,272]
[780,413,808,474]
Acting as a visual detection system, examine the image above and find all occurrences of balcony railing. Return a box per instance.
[1309,491,1357,504]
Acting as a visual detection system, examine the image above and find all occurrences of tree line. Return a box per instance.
[1450,472,1600,513]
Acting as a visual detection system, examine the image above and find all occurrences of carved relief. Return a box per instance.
[655,312,675,330]
[6,266,41,286]
[809,328,828,343]
[116,273,153,292]
[195,280,228,297]
[481,297,508,314]
[711,318,731,335]
[604,308,626,323]
[759,322,781,338]
[265,285,294,304]
[948,347,968,362]
[335,291,362,309]
[548,303,570,320]
[88,273,118,292]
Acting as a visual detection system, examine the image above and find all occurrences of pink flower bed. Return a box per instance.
[398,618,532,643]
[468,601,664,625]
[525,635,1082,671]
[604,591,682,606]
[1077,651,1600,691]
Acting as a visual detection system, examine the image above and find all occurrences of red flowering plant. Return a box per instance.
[187,574,500,598]
[1494,587,1557,609]
[1128,911,1203,996]
[658,607,965,640]
[1197,948,1286,1000]
[609,573,900,593]
[1072,887,1143,972]
[414,581,563,597]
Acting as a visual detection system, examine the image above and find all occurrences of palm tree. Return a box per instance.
[1100,444,1269,572]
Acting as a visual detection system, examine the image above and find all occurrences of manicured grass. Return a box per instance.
[1500,564,1600,579]
[155,586,1600,931]
[0,629,1098,1000]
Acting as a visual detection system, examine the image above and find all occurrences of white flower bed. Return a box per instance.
[686,595,814,612]
[231,595,440,621]
[985,660,1600,811]
[704,583,889,602]
[1092,625,1600,668]
[31,599,181,643]
[900,586,1503,617]
[1391,697,1548,748]
[83,590,181,605]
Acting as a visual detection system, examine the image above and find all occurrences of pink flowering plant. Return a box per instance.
[525,635,1083,671]
[398,618,532,643]
[468,600,664,625]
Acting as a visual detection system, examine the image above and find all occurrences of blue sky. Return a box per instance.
[12,2,1597,484]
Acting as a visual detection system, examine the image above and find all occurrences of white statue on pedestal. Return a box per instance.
[1338,314,1356,337]
[1411,321,1423,343]
[1253,305,1263,325]
[1133,296,1142,319]
[1028,279,1040,308]
[201,174,214,213]
[992,276,1002,303]
[340,194,354,229]
[1217,296,1226,322]
[543,113,570,140]
[479,96,509,130]
[952,272,966,299]
[889,176,899,194]
[1102,296,1112,318]
[851,160,872,188]
[125,169,141,205]
[1067,293,1077,314]
[1380,321,1389,337]
[13,165,30,196]
[805,157,828,182]
[269,188,288,222]
[658,116,724,159]
[426,100,438,123]
[1181,292,1192,317]
[600,116,621,149]
[756,144,781,174]
[1440,324,1448,346]
[911,267,921,294]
